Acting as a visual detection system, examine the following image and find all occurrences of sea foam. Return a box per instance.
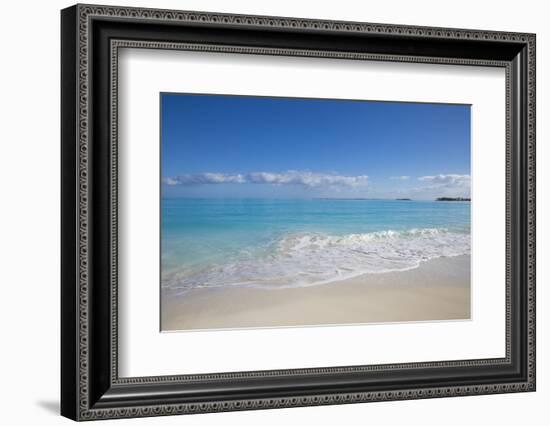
[162,227,470,292]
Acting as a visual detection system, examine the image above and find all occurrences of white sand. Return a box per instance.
[161,255,470,331]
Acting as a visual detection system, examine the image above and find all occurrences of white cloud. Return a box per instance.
[418,174,470,186]
[162,177,180,185]
[390,176,410,181]
[163,173,245,186]
[247,171,368,188]
[164,171,368,188]
[415,174,471,198]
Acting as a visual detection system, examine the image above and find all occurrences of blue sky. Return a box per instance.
[161,93,471,199]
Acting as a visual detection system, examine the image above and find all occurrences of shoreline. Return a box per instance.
[161,255,471,331]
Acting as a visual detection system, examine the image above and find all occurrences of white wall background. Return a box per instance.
[0,0,546,424]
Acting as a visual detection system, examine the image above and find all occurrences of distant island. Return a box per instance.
[395,198,411,201]
[436,197,471,202]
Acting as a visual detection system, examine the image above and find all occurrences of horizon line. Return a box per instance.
[160,196,471,201]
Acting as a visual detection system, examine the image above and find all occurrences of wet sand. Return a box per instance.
[161,255,470,331]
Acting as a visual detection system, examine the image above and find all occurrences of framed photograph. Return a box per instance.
[61,4,536,421]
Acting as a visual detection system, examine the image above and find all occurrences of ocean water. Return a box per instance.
[161,198,470,293]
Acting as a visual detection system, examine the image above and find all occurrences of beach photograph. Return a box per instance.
[160,93,471,331]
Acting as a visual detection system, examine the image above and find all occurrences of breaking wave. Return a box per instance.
[162,228,470,292]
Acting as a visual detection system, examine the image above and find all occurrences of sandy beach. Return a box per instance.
[161,254,470,331]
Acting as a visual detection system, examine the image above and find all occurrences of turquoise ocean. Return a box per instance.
[161,198,470,293]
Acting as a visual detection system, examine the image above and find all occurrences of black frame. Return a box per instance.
[61,4,536,421]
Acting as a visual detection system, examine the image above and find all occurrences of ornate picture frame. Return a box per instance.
[61,4,535,421]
